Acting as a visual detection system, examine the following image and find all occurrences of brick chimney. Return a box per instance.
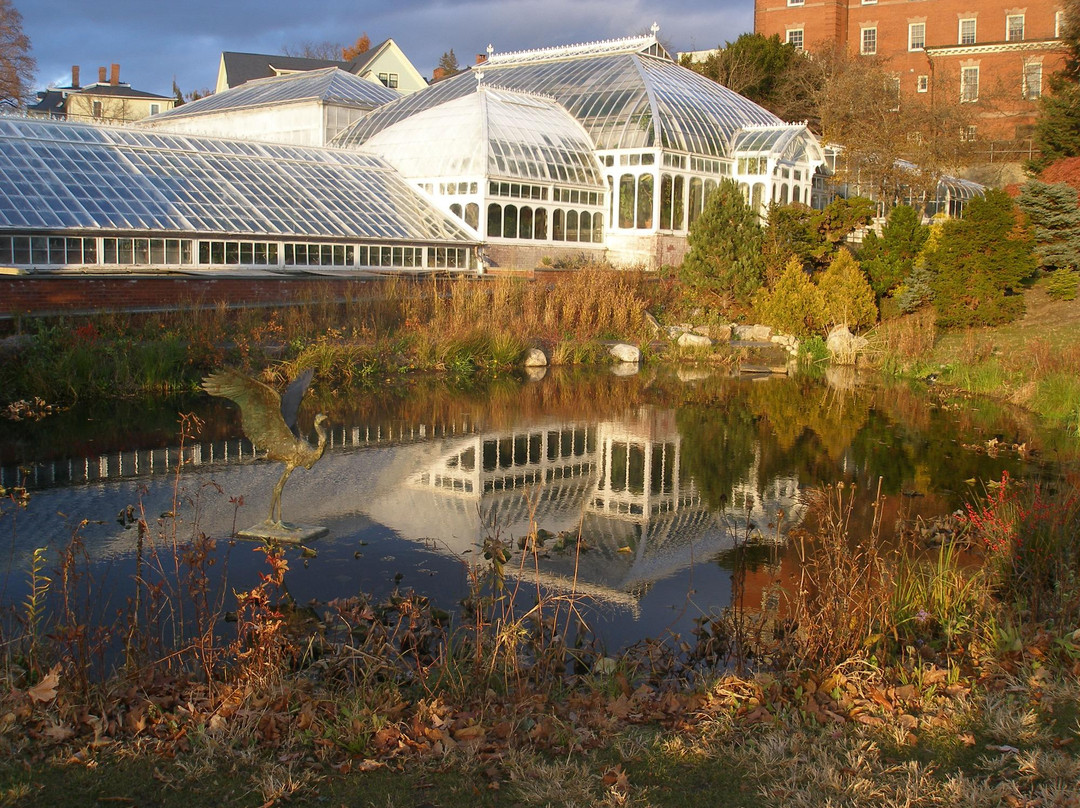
[71,65,80,88]
[98,66,107,83]
[432,67,446,82]
[110,63,120,85]
[476,53,487,65]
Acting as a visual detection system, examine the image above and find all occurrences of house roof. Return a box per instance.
[220,42,391,88]
[150,68,399,121]
[74,84,172,101]
[28,89,67,116]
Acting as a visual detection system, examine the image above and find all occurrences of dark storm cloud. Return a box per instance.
[19,0,750,97]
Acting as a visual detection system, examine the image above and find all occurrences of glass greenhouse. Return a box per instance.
[149,68,401,120]
[0,116,477,273]
[334,31,827,264]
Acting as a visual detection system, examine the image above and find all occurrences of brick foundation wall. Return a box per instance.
[0,276,376,320]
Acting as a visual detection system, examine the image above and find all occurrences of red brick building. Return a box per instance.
[755,0,1067,142]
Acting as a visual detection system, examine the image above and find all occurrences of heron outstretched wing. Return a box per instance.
[201,368,296,452]
[280,367,314,437]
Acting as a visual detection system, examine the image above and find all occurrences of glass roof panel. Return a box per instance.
[334,43,787,160]
[0,117,475,243]
[149,68,400,122]
[358,87,603,186]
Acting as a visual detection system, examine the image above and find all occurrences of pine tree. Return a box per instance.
[752,256,825,336]
[928,190,1036,327]
[1018,181,1080,270]
[1030,0,1080,172]
[817,250,878,331]
[858,205,929,297]
[679,179,765,306]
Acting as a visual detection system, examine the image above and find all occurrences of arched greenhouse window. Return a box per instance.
[580,211,592,243]
[504,205,518,239]
[519,206,533,239]
[465,203,479,229]
[566,210,579,242]
[450,203,463,219]
[673,175,685,231]
[553,208,565,241]
[593,212,603,243]
[534,208,548,240]
[751,184,765,214]
[637,174,654,229]
[792,185,801,204]
[739,182,750,203]
[619,174,635,229]
[487,204,502,238]
[660,174,674,230]
[688,177,703,226]
[780,185,789,205]
[704,179,717,204]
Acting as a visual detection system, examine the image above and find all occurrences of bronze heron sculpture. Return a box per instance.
[201,368,328,528]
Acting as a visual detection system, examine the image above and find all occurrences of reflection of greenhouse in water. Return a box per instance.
[375,407,806,604]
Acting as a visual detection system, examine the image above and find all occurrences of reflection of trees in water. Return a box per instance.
[675,391,758,513]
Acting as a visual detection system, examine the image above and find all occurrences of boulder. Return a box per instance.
[733,324,773,341]
[693,325,711,336]
[608,343,640,363]
[677,332,713,349]
[644,311,664,337]
[712,324,733,342]
[826,325,869,366]
[523,347,548,367]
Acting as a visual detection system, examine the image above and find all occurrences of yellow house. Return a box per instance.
[30,64,174,124]
[216,39,428,95]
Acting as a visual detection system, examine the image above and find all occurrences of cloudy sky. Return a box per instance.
[20,0,752,98]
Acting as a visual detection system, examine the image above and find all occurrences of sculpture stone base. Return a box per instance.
[237,521,329,544]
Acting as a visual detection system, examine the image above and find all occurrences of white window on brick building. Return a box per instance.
[917,74,929,92]
[1006,14,1025,42]
[959,18,977,45]
[1057,10,1065,38]
[1024,61,1043,100]
[962,125,977,142]
[909,22,926,50]
[960,66,979,102]
[786,28,804,50]
[861,27,878,55]
[787,0,804,7]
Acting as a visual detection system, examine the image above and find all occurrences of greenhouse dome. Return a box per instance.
[358,84,607,246]
[334,30,827,267]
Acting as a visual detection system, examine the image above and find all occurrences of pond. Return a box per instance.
[1,366,1075,659]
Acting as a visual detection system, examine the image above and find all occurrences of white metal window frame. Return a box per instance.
[861,27,878,55]
[908,22,926,50]
[959,18,977,45]
[960,65,979,102]
[917,75,929,92]
[786,28,805,49]
[1023,60,1043,100]
[1006,14,1025,42]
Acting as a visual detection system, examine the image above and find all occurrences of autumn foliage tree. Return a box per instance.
[683,33,820,126]
[815,49,977,211]
[342,33,371,62]
[0,0,34,108]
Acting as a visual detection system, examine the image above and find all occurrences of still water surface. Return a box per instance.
[0,367,1072,653]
